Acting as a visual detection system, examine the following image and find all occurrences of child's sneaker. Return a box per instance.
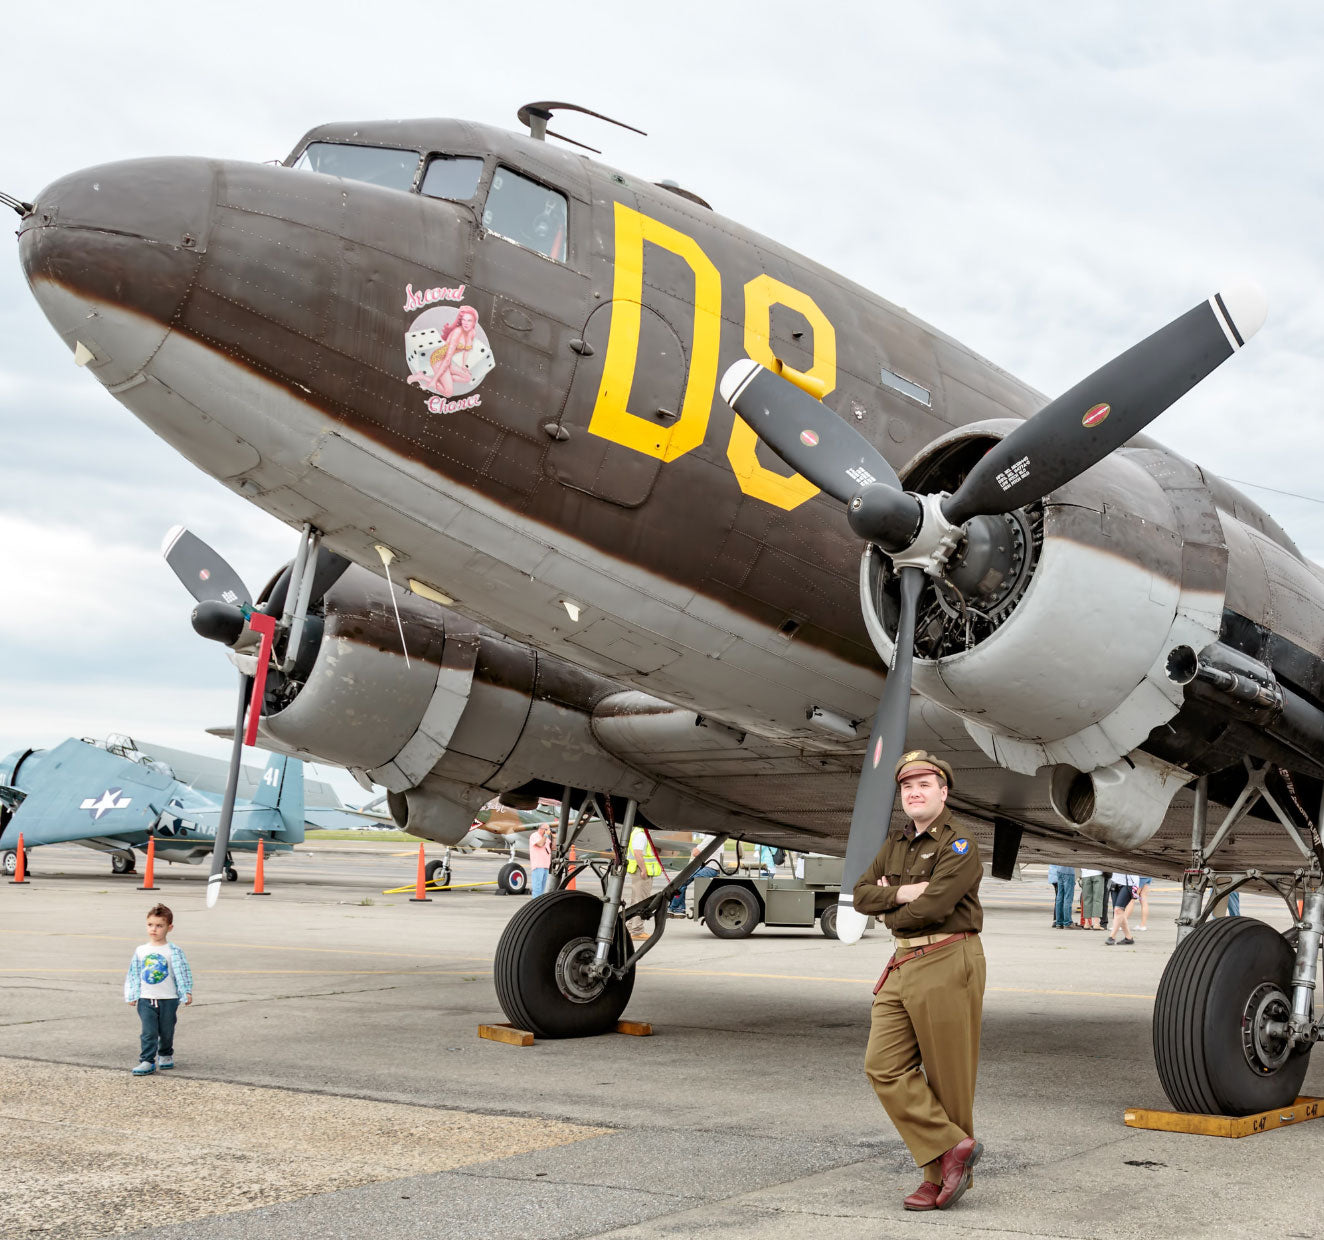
[157,1057,174,1070]
[131,1061,156,1076]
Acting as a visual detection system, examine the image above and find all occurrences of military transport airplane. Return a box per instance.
[0,734,304,877]
[13,101,1324,1118]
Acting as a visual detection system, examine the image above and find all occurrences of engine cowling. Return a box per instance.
[860,421,1228,779]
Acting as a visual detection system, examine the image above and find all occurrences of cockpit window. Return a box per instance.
[483,166,567,262]
[420,155,483,202]
[294,142,421,192]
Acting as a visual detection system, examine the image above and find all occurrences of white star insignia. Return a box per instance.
[80,788,132,820]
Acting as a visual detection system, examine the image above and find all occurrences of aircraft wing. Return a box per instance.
[0,738,174,849]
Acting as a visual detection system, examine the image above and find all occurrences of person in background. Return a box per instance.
[1136,875,1153,930]
[528,821,552,897]
[669,835,722,915]
[1079,869,1104,929]
[1105,873,1139,945]
[626,822,662,938]
[758,844,779,877]
[1048,865,1076,929]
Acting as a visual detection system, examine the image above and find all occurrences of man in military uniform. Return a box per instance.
[855,750,985,1212]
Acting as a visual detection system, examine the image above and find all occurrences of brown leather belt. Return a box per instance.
[873,931,976,994]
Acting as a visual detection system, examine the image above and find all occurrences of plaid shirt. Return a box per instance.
[123,942,194,1002]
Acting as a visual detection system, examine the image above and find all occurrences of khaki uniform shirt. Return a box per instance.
[851,808,983,936]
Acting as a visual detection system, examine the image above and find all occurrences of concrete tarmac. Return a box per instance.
[2,843,1321,1239]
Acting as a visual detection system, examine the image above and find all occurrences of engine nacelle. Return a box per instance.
[861,421,1228,775]
[251,569,768,845]
[1049,751,1192,850]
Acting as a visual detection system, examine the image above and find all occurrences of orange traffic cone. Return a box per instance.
[137,837,159,890]
[248,839,270,896]
[10,833,29,884]
[409,843,432,902]
[567,844,576,891]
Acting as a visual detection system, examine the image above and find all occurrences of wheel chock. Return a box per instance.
[616,1020,652,1037]
[478,1023,535,1047]
[1124,1097,1324,1138]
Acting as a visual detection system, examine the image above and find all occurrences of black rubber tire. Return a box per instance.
[820,902,840,939]
[1154,916,1311,1116]
[703,884,761,939]
[498,861,529,895]
[425,860,451,888]
[493,888,635,1038]
[2,851,16,877]
[225,866,239,883]
[111,853,136,875]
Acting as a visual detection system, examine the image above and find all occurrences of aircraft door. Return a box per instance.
[547,298,682,507]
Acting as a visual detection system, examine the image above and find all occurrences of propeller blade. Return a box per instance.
[306,548,351,606]
[836,566,925,944]
[720,360,904,504]
[206,672,252,909]
[943,281,1266,526]
[162,526,252,609]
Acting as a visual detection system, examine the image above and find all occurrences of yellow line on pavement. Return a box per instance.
[0,929,489,964]
[2,968,492,977]
[642,966,1155,999]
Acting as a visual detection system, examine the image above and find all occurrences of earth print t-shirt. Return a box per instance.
[135,943,178,999]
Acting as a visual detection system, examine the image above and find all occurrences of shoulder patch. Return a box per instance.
[952,838,970,856]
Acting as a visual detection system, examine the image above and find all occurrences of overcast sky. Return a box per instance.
[2,3,1322,805]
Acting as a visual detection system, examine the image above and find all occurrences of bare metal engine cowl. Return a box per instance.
[861,421,1229,780]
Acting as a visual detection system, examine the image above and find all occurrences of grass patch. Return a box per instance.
[306,829,416,842]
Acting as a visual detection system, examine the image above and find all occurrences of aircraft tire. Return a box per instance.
[820,902,839,939]
[494,888,635,1038]
[224,866,239,883]
[2,851,15,877]
[111,852,136,875]
[1153,916,1311,1116]
[702,884,761,939]
[425,860,452,889]
[497,861,529,895]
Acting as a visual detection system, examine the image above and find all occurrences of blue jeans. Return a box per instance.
[670,865,717,912]
[1053,875,1076,926]
[137,998,179,1061]
[531,867,549,897]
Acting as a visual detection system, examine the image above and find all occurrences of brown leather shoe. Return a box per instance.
[936,1137,983,1209]
[903,1181,941,1211]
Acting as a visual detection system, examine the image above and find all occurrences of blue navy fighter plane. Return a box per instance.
[0,734,304,878]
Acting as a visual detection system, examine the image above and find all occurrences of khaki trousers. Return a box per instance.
[626,870,654,934]
[864,936,985,1182]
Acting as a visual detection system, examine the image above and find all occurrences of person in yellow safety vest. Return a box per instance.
[626,825,662,939]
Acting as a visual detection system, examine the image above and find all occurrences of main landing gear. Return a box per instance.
[492,788,727,1038]
[111,851,137,875]
[1153,763,1323,1115]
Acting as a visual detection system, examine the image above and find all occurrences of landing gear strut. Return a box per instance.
[1153,763,1323,1115]
[492,789,726,1037]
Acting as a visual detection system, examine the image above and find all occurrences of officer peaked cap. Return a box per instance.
[894,750,955,790]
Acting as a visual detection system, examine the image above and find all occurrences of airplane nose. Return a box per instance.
[18,157,213,386]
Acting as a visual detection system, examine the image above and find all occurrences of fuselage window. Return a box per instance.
[878,365,932,408]
[420,155,484,202]
[294,142,421,192]
[483,166,567,262]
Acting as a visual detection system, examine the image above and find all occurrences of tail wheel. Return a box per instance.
[498,861,529,894]
[702,884,761,939]
[1154,917,1312,1116]
[494,889,635,1037]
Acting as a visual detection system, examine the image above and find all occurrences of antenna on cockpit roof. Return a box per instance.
[516,101,646,155]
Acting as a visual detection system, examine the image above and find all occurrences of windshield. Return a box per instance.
[294,142,421,192]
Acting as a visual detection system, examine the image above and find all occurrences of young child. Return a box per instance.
[123,903,193,1075]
